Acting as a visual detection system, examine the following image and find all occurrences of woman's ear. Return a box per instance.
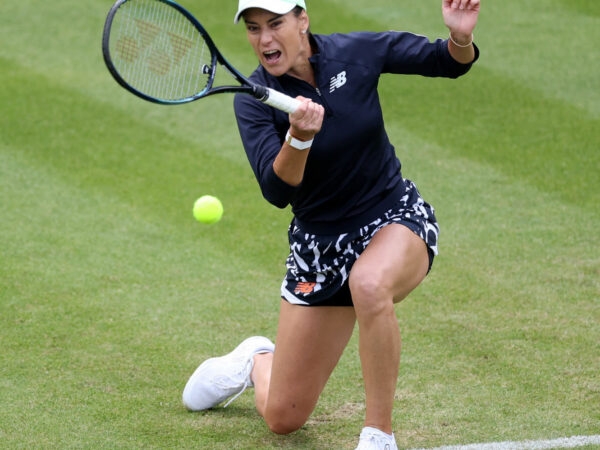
[299,11,309,34]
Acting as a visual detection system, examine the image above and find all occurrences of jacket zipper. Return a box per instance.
[315,87,333,117]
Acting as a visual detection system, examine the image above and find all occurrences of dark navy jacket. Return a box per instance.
[234,31,478,234]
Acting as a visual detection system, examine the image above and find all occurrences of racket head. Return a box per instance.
[102,0,222,104]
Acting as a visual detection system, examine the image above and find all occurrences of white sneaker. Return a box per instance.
[182,336,275,411]
[355,427,399,450]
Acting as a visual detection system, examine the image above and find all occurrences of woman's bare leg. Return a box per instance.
[349,224,430,434]
[252,300,357,434]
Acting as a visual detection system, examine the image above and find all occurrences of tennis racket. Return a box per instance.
[102,0,300,113]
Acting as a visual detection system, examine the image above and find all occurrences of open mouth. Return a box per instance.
[263,49,282,63]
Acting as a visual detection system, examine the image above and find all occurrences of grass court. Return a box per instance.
[1,0,598,448]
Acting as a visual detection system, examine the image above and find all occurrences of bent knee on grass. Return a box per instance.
[264,403,313,435]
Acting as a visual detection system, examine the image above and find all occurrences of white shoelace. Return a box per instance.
[223,379,250,408]
[222,358,253,408]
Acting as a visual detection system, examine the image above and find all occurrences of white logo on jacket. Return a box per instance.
[329,71,347,93]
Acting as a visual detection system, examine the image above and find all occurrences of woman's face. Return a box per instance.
[243,8,310,78]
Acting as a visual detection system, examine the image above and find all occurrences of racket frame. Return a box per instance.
[102,0,282,108]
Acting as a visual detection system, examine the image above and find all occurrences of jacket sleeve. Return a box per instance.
[233,92,297,209]
[371,31,479,78]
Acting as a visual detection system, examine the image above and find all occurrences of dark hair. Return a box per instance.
[292,6,311,34]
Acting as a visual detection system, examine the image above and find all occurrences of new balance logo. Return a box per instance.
[294,282,317,295]
[329,71,347,93]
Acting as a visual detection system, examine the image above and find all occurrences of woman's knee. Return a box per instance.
[349,269,392,315]
[263,405,310,435]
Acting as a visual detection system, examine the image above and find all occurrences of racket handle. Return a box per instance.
[255,87,301,113]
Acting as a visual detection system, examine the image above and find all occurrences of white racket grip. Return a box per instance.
[262,88,301,113]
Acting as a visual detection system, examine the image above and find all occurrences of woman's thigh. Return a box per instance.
[264,300,356,433]
[350,223,430,306]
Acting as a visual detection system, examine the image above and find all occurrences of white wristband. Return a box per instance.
[285,131,313,150]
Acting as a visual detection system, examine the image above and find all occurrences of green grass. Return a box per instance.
[1,0,598,449]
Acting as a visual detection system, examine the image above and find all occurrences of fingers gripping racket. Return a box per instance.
[102,0,300,113]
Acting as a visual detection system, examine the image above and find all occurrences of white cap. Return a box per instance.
[234,0,307,24]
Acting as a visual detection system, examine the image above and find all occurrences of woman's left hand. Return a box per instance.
[442,0,480,39]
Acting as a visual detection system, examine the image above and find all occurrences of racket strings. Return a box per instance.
[110,0,212,100]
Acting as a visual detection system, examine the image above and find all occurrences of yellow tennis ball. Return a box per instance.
[193,195,223,224]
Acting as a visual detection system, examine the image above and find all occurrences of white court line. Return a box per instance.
[410,435,600,450]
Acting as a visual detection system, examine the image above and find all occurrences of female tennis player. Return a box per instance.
[183,1,480,448]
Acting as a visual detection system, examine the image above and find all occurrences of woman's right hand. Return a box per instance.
[289,96,324,142]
